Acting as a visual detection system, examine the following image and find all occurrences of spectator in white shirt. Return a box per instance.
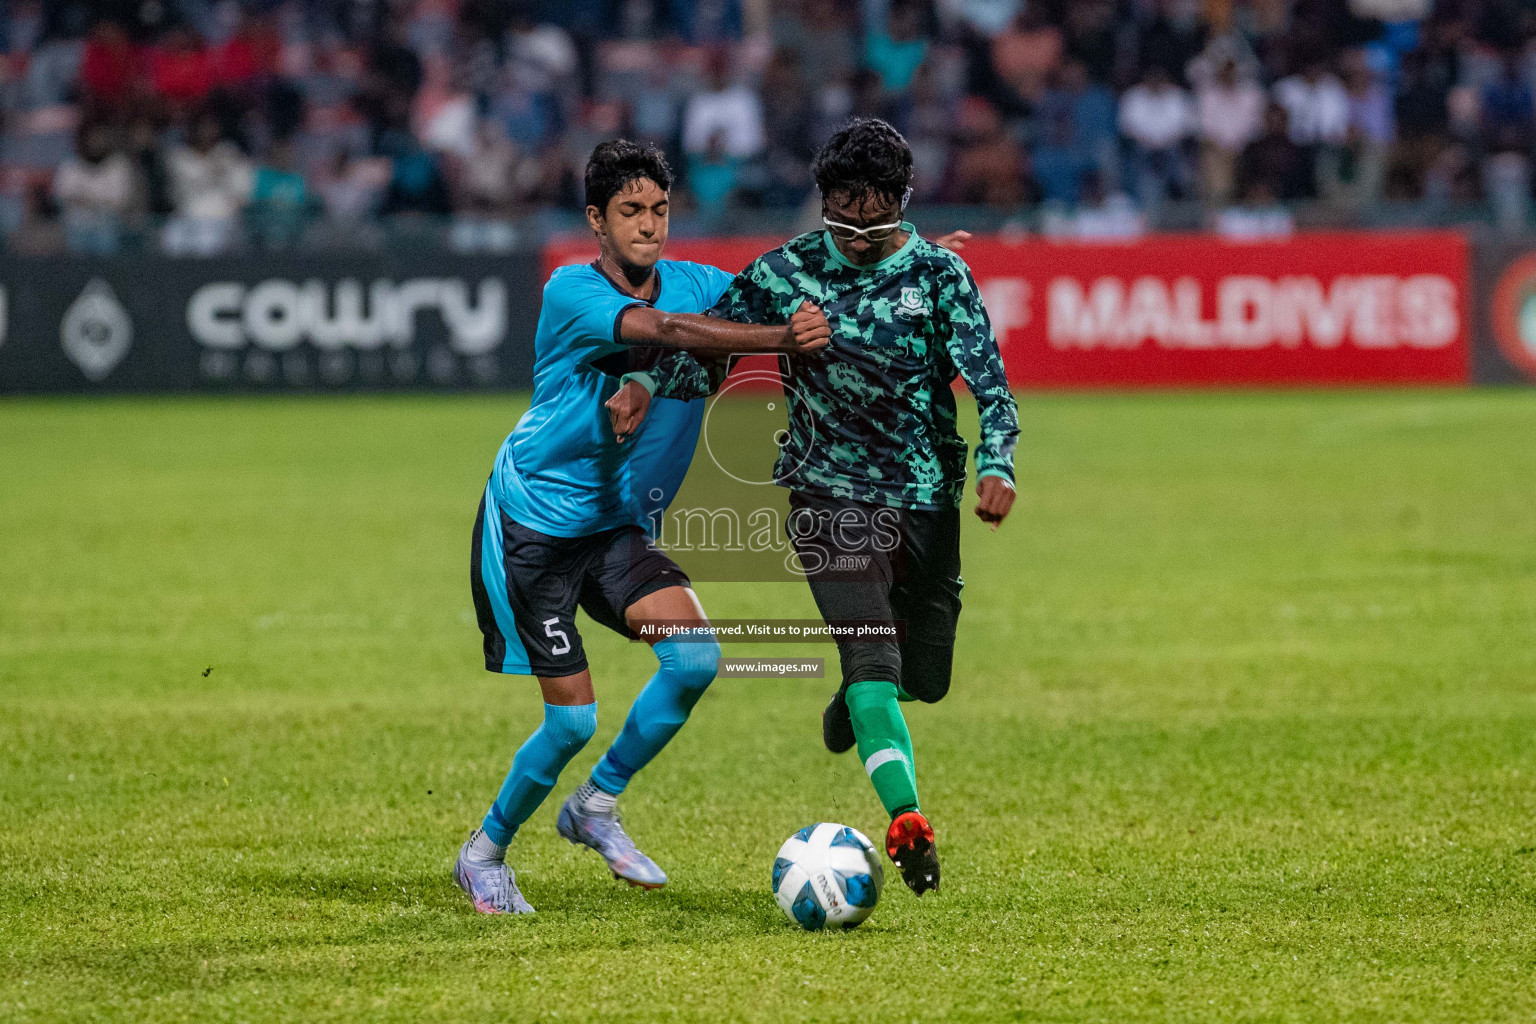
[53,121,136,253]
[682,53,766,160]
[506,9,579,97]
[1196,57,1265,204]
[1118,63,1194,207]
[162,112,253,256]
[1272,60,1349,147]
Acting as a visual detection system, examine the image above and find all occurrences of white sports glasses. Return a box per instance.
[821,217,904,242]
[821,187,912,243]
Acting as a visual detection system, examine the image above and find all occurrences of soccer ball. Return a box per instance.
[772,822,884,930]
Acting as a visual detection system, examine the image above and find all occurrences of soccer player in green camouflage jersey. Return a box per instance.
[613,118,1019,896]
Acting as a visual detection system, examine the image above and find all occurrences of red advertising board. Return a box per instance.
[543,230,1471,387]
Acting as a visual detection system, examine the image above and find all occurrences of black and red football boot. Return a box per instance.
[886,810,940,895]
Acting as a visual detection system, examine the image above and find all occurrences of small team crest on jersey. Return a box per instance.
[896,286,929,318]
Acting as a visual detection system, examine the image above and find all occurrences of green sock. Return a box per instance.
[845,680,919,817]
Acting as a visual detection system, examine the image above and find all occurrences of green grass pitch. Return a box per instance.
[4,389,1536,1023]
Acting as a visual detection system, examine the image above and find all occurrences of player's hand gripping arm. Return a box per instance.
[609,257,809,440]
[605,347,726,441]
[608,300,828,439]
[606,343,731,440]
[618,300,830,355]
[940,265,1020,529]
[610,332,739,433]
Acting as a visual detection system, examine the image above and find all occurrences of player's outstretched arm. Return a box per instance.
[618,301,830,355]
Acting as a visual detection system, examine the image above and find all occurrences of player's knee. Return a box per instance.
[900,639,953,703]
[838,641,901,690]
[541,702,598,755]
[657,630,720,697]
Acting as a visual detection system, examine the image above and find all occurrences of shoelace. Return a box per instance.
[593,813,640,857]
[475,863,512,909]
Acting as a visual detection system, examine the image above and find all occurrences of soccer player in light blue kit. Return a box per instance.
[453,141,832,914]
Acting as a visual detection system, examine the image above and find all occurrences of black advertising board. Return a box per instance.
[0,251,541,393]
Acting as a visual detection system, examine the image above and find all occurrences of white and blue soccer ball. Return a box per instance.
[773,822,884,930]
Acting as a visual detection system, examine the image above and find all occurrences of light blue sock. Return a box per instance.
[481,702,597,846]
[589,632,720,795]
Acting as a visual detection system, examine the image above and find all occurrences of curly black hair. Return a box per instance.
[584,139,673,214]
[811,117,913,210]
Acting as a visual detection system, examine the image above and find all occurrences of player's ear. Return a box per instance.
[585,204,604,236]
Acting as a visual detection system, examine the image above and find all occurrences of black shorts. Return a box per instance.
[786,490,964,700]
[470,483,691,677]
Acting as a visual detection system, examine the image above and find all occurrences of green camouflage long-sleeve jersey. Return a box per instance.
[647,227,1019,511]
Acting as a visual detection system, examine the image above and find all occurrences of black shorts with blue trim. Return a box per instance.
[470,483,691,677]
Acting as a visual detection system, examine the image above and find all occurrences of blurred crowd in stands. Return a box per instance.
[0,0,1532,254]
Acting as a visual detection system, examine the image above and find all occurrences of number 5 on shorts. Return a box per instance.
[543,617,571,656]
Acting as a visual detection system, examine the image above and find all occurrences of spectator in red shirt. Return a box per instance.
[149,26,213,113]
[78,20,137,107]
[214,13,280,91]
